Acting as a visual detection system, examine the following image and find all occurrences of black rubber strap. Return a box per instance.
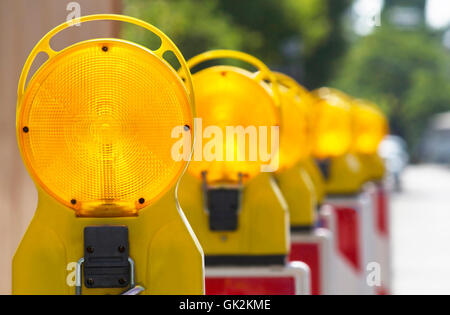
[290,225,315,233]
[205,255,286,267]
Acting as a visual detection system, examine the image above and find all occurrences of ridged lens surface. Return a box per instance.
[18,40,192,215]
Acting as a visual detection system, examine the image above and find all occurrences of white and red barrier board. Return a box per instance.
[288,228,335,295]
[323,190,377,295]
[205,262,311,295]
[373,183,391,295]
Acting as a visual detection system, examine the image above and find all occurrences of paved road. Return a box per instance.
[392,164,450,294]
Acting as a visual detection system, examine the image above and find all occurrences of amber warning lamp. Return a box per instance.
[352,100,389,155]
[16,15,194,217]
[311,88,354,160]
[274,72,315,172]
[13,15,204,296]
[184,50,281,184]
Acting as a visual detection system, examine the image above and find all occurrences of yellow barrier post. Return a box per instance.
[13,14,204,295]
[273,73,317,231]
[178,50,310,295]
[272,74,335,295]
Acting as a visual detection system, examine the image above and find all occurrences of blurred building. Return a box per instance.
[419,112,450,164]
[0,0,121,294]
[384,0,426,28]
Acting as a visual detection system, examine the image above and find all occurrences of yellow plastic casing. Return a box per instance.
[275,166,316,228]
[179,172,289,256]
[357,153,386,183]
[323,153,366,195]
[352,100,388,183]
[272,73,317,229]
[13,186,204,295]
[311,88,365,195]
[300,157,326,205]
[297,90,326,205]
[13,14,204,295]
[178,50,289,257]
[274,73,313,172]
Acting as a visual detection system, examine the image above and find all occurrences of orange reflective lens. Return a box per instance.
[188,66,279,183]
[352,100,388,155]
[312,88,353,159]
[275,74,314,171]
[17,39,192,216]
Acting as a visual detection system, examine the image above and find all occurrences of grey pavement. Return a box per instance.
[392,164,450,294]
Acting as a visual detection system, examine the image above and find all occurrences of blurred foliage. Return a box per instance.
[122,0,450,153]
[332,26,450,151]
[122,0,253,58]
[216,0,352,88]
[302,0,352,88]
[123,0,352,88]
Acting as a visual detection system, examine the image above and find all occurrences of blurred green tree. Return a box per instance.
[216,0,352,88]
[301,0,353,88]
[332,26,450,151]
[122,0,255,59]
[123,0,352,88]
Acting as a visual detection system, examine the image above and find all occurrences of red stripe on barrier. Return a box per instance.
[335,207,361,272]
[377,286,389,295]
[289,242,321,295]
[205,277,296,295]
[376,187,389,237]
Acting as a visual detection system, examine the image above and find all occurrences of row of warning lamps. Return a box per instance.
[11,14,389,295]
[15,14,388,216]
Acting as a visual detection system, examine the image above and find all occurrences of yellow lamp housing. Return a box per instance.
[300,157,326,205]
[178,50,289,263]
[311,88,365,195]
[271,73,317,229]
[185,50,281,185]
[352,100,389,156]
[285,82,326,205]
[274,72,314,172]
[311,88,353,160]
[13,14,204,295]
[352,100,389,182]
